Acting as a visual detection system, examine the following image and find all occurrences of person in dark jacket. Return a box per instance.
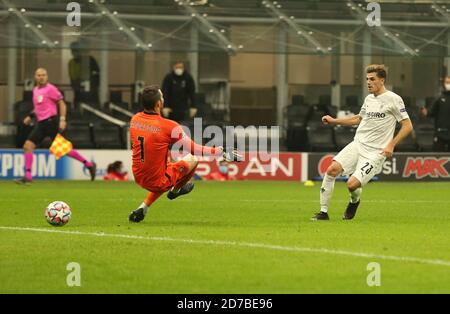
[161,61,197,123]
[421,76,450,151]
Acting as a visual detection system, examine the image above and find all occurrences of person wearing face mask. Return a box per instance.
[421,76,450,151]
[104,161,129,181]
[204,160,236,181]
[161,61,197,123]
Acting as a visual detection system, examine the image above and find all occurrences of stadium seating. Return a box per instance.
[393,121,417,152]
[307,107,327,127]
[108,103,133,121]
[415,118,435,152]
[108,91,133,120]
[401,96,420,122]
[23,91,33,102]
[334,126,356,150]
[0,135,15,148]
[291,95,305,106]
[110,91,123,104]
[307,124,336,152]
[67,105,85,122]
[286,126,309,151]
[318,94,331,107]
[64,122,96,149]
[416,129,435,152]
[343,95,360,114]
[314,95,337,117]
[285,95,313,151]
[395,133,418,152]
[7,86,443,155]
[195,93,227,125]
[286,105,311,128]
[92,122,126,149]
[0,123,16,148]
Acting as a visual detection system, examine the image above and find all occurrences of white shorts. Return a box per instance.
[333,141,386,186]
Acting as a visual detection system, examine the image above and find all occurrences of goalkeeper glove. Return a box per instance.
[222,147,243,162]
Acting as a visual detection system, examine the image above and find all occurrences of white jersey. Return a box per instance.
[354,90,410,150]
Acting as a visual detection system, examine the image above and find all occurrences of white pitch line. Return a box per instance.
[239,200,450,203]
[1,226,450,268]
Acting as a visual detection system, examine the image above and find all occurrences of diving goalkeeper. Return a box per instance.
[129,85,242,222]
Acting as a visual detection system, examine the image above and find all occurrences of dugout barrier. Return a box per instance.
[0,149,449,182]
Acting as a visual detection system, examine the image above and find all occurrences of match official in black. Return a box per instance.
[421,75,450,151]
[161,61,197,123]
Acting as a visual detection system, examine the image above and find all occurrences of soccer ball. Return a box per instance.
[44,201,71,226]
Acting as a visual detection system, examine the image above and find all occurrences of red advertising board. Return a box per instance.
[196,153,303,181]
[402,156,450,179]
[308,152,450,181]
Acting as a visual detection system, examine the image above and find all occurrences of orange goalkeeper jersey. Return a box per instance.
[130,111,219,187]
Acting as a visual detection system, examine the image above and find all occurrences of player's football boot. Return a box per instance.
[129,208,145,223]
[311,211,329,221]
[14,177,32,186]
[167,182,194,200]
[343,201,360,220]
[87,162,97,181]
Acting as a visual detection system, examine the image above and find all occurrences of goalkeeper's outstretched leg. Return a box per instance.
[167,154,198,200]
[129,154,198,223]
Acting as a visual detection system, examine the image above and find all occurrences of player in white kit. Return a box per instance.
[312,65,413,221]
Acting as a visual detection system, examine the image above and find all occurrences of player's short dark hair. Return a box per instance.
[141,85,161,111]
[366,64,387,80]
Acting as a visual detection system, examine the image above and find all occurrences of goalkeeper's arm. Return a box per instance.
[172,126,242,161]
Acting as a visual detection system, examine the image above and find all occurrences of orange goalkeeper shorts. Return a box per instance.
[136,160,190,193]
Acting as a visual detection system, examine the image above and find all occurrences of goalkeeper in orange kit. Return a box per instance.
[128,85,242,222]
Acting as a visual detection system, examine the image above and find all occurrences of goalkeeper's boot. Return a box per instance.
[311,211,329,221]
[129,208,145,223]
[167,182,194,200]
[87,162,97,181]
[14,177,32,186]
[343,201,360,220]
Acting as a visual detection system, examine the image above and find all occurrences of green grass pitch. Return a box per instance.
[0,180,449,293]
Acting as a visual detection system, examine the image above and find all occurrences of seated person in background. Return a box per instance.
[104,161,129,181]
[203,160,236,181]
